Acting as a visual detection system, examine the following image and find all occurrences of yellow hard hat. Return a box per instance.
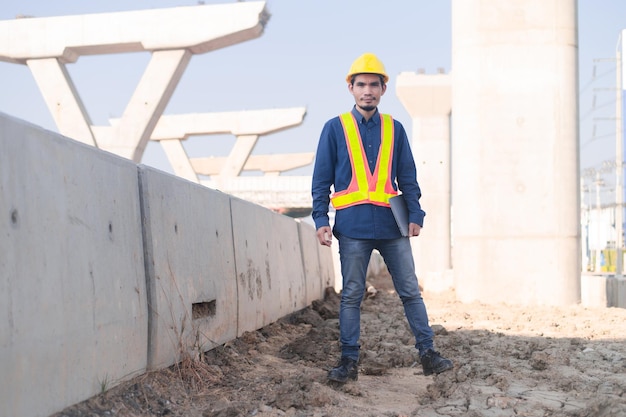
[346,53,389,84]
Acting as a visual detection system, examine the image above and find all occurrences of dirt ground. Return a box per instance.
[53,270,626,417]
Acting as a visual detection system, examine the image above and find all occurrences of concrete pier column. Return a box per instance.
[396,72,452,292]
[451,0,580,306]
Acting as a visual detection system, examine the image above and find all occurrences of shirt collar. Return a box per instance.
[351,106,380,125]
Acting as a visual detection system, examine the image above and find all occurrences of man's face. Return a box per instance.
[349,73,386,112]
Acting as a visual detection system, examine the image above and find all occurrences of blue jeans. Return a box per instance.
[337,235,434,360]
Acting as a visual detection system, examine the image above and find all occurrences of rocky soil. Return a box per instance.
[52,270,626,417]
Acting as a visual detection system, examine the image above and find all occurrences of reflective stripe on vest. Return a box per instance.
[330,112,398,209]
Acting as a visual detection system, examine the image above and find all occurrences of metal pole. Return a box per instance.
[580,179,584,270]
[595,172,603,272]
[616,34,624,276]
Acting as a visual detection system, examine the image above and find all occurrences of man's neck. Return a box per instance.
[355,106,377,122]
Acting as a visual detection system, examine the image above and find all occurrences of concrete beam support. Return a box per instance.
[150,107,307,140]
[221,134,259,177]
[0,2,270,163]
[396,72,452,292]
[0,3,269,63]
[150,108,307,182]
[97,49,192,162]
[451,0,581,306]
[26,58,96,146]
[191,153,315,176]
[160,139,198,183]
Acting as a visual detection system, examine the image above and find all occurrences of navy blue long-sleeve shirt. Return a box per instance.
[311,106,425,239]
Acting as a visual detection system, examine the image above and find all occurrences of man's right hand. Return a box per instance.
[316,226,332,247]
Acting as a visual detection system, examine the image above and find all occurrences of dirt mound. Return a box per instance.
[53,272,626,417]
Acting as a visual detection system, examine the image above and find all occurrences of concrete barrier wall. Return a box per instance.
[0,113,334,417]
[581,273,626,308]
[0,114,148,417]
[231,197,307,334]
[297,220,334,305]
[316,233,336,294]
[607,276,626,307]
[138,166,239,370]
[581,273,609,307]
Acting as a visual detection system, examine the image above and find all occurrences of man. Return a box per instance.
[311,52,453,383]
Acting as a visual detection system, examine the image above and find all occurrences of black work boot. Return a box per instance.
[420,349,453,376]
[327,357,358,383]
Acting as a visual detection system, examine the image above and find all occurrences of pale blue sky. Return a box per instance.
[0,1,624,191]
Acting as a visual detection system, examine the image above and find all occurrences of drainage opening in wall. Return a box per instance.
[192,300,216,320]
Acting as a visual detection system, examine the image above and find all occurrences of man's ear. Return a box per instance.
[381,83,387,95]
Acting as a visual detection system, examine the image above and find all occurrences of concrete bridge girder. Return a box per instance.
[0,3,270,64]
[190,153,315,177]
[0,2,270,162]
[150,107,307,140]
[150,107,309,183]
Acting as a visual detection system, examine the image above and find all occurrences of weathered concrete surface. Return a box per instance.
[138,166,238,370]
[230,197,307,334]
[396,71,452,292]
[0,112,336,417]
[451,0,581,306]
[581,273,626,308]
[0,113,148,417]
[297,220,334,305]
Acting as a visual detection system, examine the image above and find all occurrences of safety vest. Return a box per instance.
[330,112,398,209]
